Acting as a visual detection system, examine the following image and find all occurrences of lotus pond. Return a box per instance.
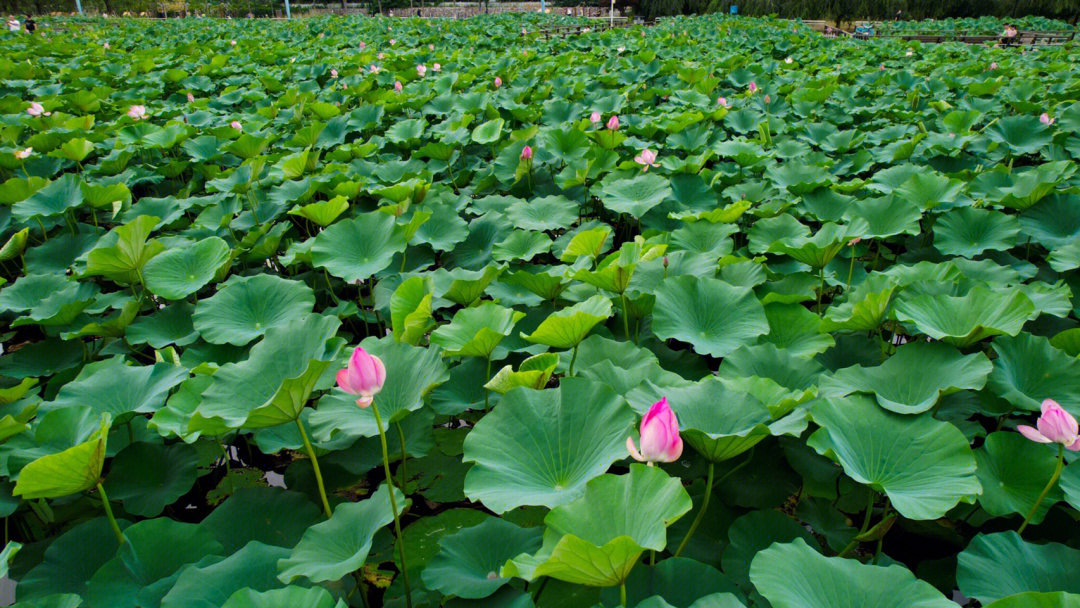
[2,12,1080,608]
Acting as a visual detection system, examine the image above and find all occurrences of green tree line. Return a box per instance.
[631,0,1080,23]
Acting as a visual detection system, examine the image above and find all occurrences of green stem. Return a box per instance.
[568,344,579,377]
[531,577,549,603]
[1019,444,1065,534]
[395,421,408,491]
[296,418,333,519]
[817,265,825,316]
[372,400,412,608]
[96,482,125,545]
[838,491,876,558]
[846,247,856,292]
[674,461,713,557]
[620,292,633,343]
[620,582,627,607]
[484,355,492,411]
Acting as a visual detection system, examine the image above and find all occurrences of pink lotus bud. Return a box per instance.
[990,61,998,70]
[370,64,380,73]
[522,27,527,34]
[428,43,434,50]
[230,120,242,130]
[1018,399,1080,450]
[127,105,146,120]
[416,64,427,77]
[590,111,602,123]
[716,97,728,108]
[15,147,32,160]
[521,145,533,160]
[336,346,386,408]
[103,41,109,49]
[880,64,885,70]
[627,398,683,464]
[634,148,659,171]
[187,92,195,103]
[433,63,441,72]
[748,81,757,93]
[1040,112,1055,126]
[394,80,403,92]
[606,115,619,130]
[662,256,669,268]
[359,41,366,49]
[26,102,44,117]
[764,94,771,103]
[494,76,502,88]
[330,68,338,78]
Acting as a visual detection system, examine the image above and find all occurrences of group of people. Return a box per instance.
[5,15,35,34]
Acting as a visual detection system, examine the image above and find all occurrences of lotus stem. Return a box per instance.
[484,355,492,411]
[568,344,579,377]
[620,293,632,342]
[296,418,333,519]
[674,461,713,557]
[1019,444,1065,534]
[372,399,413,608]
[96,482,125,545]
[395,421,408,491]
[838,491,876,558]
[620,582,627,607]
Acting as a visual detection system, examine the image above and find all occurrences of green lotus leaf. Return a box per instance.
[471,118,504,145]
[506,196,578,232]
[200,488,322,553]
[761,302,835,358]
[604,558,742,608]
[14,413,110,500]
[18,517,131,601]
[983,593,1080,608]
[85,215,164,286]
[986,115,1053,156]
[126,302,199,348]
[160,542,289,608]
[102,441,199,517]
[717,343,822,417]
[12,173,84,222]
[560,226,613,263]
[221,587,346,608]
[975,432,1063,525]
[987,333,1080,414]
[492,230,553,262]
[633,594,747,608]
[892,287,1033,347]
[463,377,634,512]
[750,538,954,608]
[957,532,1080,605]
[390,276,434,346]
[597,174,673,218]
[843,196,921,239]
[522,295,612,350]
[822,342,992,414]
[502,464,692,586]
[484,352,561,395]
[431,301,525,359]
[808,396,980,520]
[933,207,1021,258]
[44,355,187,418]
[310,211,408,283]
[766,222,852,268]
[894,172,966,211]
[143,237,231,300]
[422,516,543,599]
[723,510,821,588]
[193,274,315,346]
[822,274,897,332]
[278,484,407,584]
[653,276,768,358]
[767,163,835,195]
[431,264,504,306]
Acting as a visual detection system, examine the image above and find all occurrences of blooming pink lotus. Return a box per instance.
[370,64,380,73]
[1019,400,1080,450]
[494,76,502,88]
[432,63,441,72]
[748,81,757,93]
[337,346,387,408]
[15,147,32,160]
[634,148,659,171]
[416,64,427,77]
[717,97,729,108]
[520,145,533,160]
[377,52,385,60]
[230,120,242,130]
[590,111,602,124]
[428,43,434,50]
[394,81,403,92]
[627,398,683,464]
[359,41,366,49]
[26,102,44,117]
[1041,112,1055,126]
[186,92,195,103]
[330,69,338,78]
[606,115,619,130]
[127,105,146,120]
[990,61,998,70]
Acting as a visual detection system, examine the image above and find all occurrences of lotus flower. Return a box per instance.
[1040,112,1055,126]
[394,80,403,92]
[336,346,386,408]
[432,63,441,72]
[378,52,385,59]
[748,81,757,93]
[784,56,793,64]
[186,92,195,103]
[990,61,998,70]
[521,145,532,160]
[428,43,434,50]
[230,39,237,46]
[905,50,913,57]
[627,398,683,464]
[522,27,527,34]
[634,148,659,171]
[127,105,146,120]
[764,94,771,103]
[1019,400,1080,450]
[103,41,109,49]
[26,102,44,117]
[370,64,380,73]
[590,111,602,123]
[389,38,396,45]
[717,96,729,107]
[359,41,366,49]
[606,115,619,130]
[230,120,242,130]
[494,76,502,88]
[15,147,32,160]
[617,46,625,53]
[330,68,338,79]
[416,64,427,77]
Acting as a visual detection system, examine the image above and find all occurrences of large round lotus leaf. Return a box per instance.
[723,510,820,589]
[125,302,199,348]
[843,195,922,238]
[985,115,1052,156]
[716,343,823,417]
[160,542,289,608]
[502,464,692,586]
[761,302,834,358]
[749,538,954,608]
[143,237,231,300]
[430,301,525,359]
[766,222,851,268]
[821,274,897,332]
[191,314,342,430]
[463,377,634,513]
[597,173,674,218]
[521,294,613,350]
[83,518,224,608]
[653,276,769,358]
[309,337,449,442]
[310,211,408,282]
[957,532,1080,604]
[13,413,110,500]
[193,274,315,345]
[222,587,345,608]
[892,286,1033,347]
[634,594,747,608]
[278,484,406,584]
[422,516,543,599]
[506,196,578,232]
[43,356,187,418]
[808,396,980,520]
[102,441,199,517]
[933,207,1021,258]
[1018,194,1080,249]
[17,516,132,601]
[822,341,991,414]
[601,558,741,607]
[974,432,1063,525]
[987,333,1080,415]
[199,488,322,553]
[983,593,1080,608]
